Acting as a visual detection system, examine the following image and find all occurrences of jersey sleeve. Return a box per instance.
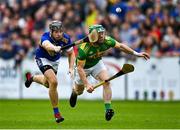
[104,36,116,47]
[40,34,48,45]
[66,37,73,52]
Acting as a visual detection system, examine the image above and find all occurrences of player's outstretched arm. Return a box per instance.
[67,49,75,78]
[77,60,94,93]
[41,40,61,53]
[114,41,150,60]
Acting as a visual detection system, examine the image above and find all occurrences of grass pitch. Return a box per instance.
[0,99,180,129]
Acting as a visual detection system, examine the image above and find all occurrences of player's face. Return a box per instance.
[52,30,63,40]
[98,31,105,43]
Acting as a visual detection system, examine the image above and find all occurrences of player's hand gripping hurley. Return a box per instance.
[94,64,134,89]
[61,29,98,50]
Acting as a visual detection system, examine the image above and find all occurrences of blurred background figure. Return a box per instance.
[0,38,25,68]
[0,0,179,60]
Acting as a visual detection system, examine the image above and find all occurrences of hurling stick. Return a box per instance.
[93,64,134,89]
[61,29,98,50]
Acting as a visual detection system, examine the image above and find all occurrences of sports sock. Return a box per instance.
[26,72,33,82]
[53,107,60,115]
[105,103,111,111]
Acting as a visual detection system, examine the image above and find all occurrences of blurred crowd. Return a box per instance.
[0,0,180,66]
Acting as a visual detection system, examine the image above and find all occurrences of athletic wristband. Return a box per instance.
[133,51,140,56]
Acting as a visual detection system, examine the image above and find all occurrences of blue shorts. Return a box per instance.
[35,58,60,74]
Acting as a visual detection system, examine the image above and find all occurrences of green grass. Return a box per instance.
[0,100,180,129]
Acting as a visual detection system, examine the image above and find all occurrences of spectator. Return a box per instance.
[119,22,133,45]
[156,40,172,57]
[85,1,100,27]
[137,35,158,56]
[163,26,176,45]
[171,37,180,56]
[0,0,180,60]
[0,39,25,68]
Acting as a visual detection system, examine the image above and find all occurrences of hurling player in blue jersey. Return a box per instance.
[24,21,75,123]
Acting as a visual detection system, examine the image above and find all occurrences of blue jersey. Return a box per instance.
[35,32,72,61]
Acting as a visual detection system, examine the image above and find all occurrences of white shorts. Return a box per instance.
[74,60,107,85]
[36,58,60,73]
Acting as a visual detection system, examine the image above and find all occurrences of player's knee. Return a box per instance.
[76,90,84,95]
[74,85,84,95]
[49,79,58,87]
[43,79,49,88]
[52,80,58,87]
[103,81,110,88]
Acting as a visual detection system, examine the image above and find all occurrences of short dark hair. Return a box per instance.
[49,21,63,31]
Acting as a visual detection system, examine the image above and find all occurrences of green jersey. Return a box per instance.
[76,36,116,69]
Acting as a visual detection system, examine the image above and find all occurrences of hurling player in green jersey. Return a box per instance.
[69,25,150,121]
